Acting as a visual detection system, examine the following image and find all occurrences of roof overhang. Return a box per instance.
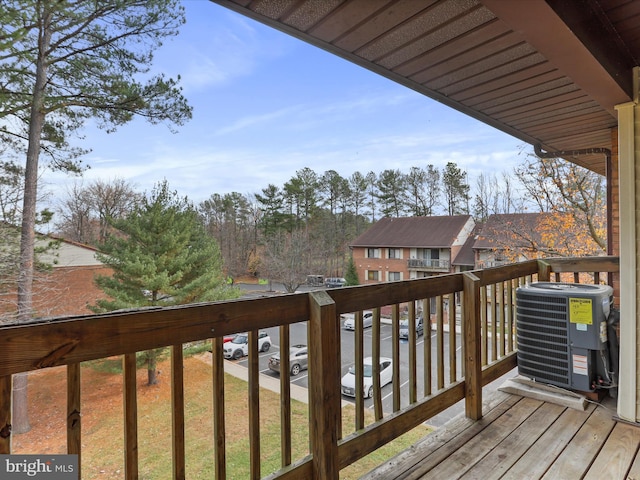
[211,0,640,175]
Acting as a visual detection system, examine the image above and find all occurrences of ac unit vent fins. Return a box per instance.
[516,291,570,385]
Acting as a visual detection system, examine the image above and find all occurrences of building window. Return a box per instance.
[388,248,402,259]
[388,271,401,281]
[367,248,380,258]
[367,270,379,281]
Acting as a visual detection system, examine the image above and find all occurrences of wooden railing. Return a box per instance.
[0,257,619,479]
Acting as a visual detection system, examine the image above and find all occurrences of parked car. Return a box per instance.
[342,311,374,330]
[341,357,393,398]
[268,344,308,376]
[325,277,346,288]
[223,331,271,360]
[223,333,238,343]
[399,316,424,339]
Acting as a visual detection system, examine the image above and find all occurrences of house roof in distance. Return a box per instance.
[452,224,483,267]
[473,213,551,250]
[351,215,473,249]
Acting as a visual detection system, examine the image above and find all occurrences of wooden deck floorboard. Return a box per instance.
[361,392,635,480]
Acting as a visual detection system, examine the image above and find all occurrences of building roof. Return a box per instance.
[213,0,640,176]
[351,215,473,249]
[473,213,550,250]
[36,235,102,268]
[452,224,481,266]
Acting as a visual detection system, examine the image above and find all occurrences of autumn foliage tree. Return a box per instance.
[515,154,606,256]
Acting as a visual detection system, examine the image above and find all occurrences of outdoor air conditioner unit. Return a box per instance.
[516,282,617,393]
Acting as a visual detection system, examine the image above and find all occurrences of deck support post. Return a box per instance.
[537,260,551,282]
[463,273,483,420]
[308,291,340,480]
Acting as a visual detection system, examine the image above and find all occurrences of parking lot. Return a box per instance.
[228,319,475,426]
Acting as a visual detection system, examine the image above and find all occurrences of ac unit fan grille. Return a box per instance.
[516,291,570,386]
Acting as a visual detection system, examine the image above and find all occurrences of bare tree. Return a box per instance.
[55,181,93,243]
[56,178,139,245]
[86,178,140,243]
[262,229,319,293]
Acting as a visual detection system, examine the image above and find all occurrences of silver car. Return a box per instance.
[399,316,424,339]
[343,311,374,330]
[268,344,308,376]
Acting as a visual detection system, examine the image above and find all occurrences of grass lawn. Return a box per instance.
[13,353,431,479]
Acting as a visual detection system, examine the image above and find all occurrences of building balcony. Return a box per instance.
[407,258,450,271]
[0,256,620,479]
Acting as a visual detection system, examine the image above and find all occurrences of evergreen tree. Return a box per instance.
[93,181,239,384]
[442,162,471,215]
[344,255,359,286]
[255,184,286,237]
[1,0,191,432]
[377,169,407,217]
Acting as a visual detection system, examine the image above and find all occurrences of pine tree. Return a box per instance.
[442,162,471,215]
[2,0,191,431]
[93,181,239,384]
[344,255,359,286]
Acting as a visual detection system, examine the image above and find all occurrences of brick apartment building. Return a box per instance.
[350,215,476,284]
[1,236,112,320]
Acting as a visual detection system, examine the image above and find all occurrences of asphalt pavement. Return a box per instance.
[232,282,517,428]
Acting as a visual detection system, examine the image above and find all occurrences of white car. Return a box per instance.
[341,356,393,398]
[223,331,271,360]
[342,311,374,330]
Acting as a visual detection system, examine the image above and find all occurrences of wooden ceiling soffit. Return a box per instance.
[480,0,631,116]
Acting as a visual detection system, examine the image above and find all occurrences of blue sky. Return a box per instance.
[46,0,527,206]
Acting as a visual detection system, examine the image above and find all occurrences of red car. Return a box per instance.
[223,333,238,343]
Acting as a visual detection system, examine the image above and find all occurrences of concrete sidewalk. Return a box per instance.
[222,358,312,404]
[198,353,351,407]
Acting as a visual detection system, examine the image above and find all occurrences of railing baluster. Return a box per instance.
[371,308,383,421]
[67,363,81,478]
[0,375,11,454]
[507,280,514,353]
[448,293,457,383]
[211,337,225,479]
[355,310,365,430]
[491,284,498,362]
[499,282,506,358]
[248,330,260,480]
[436,296,444,390]
[423,298,432,397]
[123,353,138,480]
[408,301,417,404]
[308,291,339,480]
[480,286,488,366]
[170,345,185,480]
[279,325,292,466]
[460,291,465,378]
[391,304,400,412]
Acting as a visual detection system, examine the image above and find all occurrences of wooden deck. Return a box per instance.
[362,391,640,480]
